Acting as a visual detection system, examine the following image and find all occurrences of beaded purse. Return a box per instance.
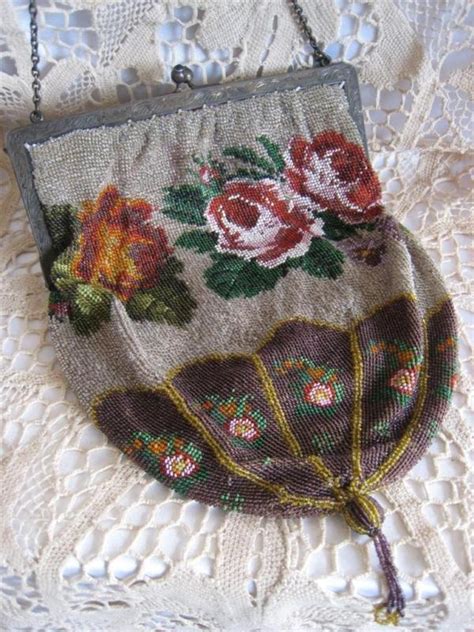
[6,2,457,625]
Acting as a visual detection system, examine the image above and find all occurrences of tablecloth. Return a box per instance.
[0,1,472,630]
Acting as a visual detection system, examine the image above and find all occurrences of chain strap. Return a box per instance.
[27,0,331,123]
[29,0,43,123]
[288,0,331,67]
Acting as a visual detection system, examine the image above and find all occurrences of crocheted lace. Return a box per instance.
[0,1,472,630]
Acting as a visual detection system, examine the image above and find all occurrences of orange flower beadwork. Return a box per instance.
[46,185,196,334]
[71,185,172,301]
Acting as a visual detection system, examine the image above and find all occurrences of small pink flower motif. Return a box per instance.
[304,381,336,407]
[224,416,261,442]
[204,178,323,268]
[199,165,220,185]
[389,368,418,396]
[161,453,199,479]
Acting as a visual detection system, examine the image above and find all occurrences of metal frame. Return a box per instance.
[5,62,367,286]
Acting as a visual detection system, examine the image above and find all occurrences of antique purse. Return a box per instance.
[6,1,458,625]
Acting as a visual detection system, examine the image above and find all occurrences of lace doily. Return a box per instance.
[1,1,472,630]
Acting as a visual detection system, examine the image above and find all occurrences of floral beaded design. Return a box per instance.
[198,394,267,448]
[369,339,424,405]
[93,296,457,515]
[123,431,207,494]
[435,336,459,401]
[89,292,456,625]
[45,132,401,317]
[46,185,196,335]
[273,357,345,417]
[169,131,395,300]
[283,131,383,223]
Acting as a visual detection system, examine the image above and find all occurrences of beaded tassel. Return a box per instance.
[343,494,405,625]
[373,530,405,625]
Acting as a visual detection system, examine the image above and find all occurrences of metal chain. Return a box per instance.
[29,0,43,123]
[288,0,331,66]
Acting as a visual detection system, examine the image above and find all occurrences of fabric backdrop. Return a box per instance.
[0,1,472,630]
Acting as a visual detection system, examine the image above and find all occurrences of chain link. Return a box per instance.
[29,0,43,123]
[288,0,331,66]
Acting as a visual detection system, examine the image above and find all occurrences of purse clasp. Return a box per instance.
[171,65,195,91]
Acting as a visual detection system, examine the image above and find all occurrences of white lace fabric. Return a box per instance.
[0,1,472,630]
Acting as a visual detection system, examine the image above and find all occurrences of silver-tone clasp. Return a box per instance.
[171,64,195,91]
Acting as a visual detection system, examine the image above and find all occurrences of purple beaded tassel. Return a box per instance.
[341,493,405,625]
[372,529,406,625]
